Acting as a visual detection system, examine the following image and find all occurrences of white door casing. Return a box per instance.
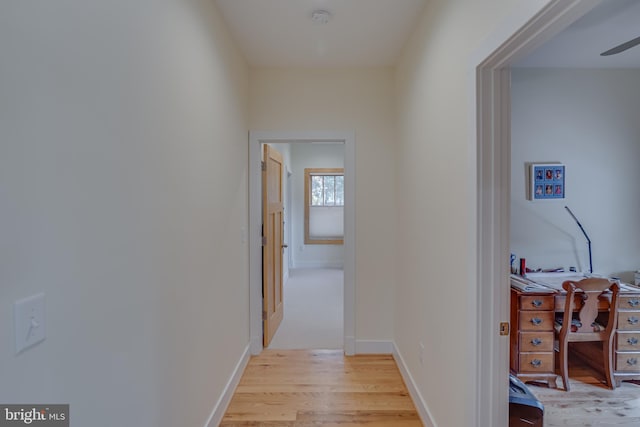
[472,1,602,426]
[249,131,356,355]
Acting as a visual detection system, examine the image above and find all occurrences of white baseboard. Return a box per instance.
[355,340,394,354]
[204,344,251,427]
[392,342,436,427]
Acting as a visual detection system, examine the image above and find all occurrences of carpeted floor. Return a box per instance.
[268,268,343,349]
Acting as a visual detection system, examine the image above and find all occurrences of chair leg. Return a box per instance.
[603,339,616,389]
[559,339,570,391]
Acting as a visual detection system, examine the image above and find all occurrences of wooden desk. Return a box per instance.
[510,277,640,388]
[612,293,640,385]
[510,288,558,387]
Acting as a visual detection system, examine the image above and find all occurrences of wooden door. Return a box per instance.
[262,145,284,346]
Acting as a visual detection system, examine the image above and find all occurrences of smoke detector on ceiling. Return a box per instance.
[311,10,332,24]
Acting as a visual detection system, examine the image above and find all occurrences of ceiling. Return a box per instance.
[214,0,427,67]
[514,0,640,68]
[215,0,640,69]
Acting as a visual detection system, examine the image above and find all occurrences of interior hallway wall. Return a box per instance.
[0,1,249,426]
[250,67,396,343]
[394,1,534,426]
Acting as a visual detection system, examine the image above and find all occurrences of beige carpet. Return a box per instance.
[268,268,343,349]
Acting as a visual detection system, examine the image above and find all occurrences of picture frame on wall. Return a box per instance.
[529,163,565,201]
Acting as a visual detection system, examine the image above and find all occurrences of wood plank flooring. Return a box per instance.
[220,349,421,426]
[222,349,640,426]
[527,356,640,426]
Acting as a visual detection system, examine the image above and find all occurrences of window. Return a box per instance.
[304,168,344,245]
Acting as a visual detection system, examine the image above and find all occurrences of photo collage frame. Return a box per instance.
[530,163,565,200]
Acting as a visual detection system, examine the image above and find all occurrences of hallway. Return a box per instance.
[220,349,421,426]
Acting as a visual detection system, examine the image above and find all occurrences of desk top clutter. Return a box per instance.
[511,272,640,293]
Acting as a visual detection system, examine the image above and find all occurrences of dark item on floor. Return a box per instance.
[509,374,544,427]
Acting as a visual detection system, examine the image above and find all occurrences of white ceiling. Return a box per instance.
[515,0,640,68]
[214,0,427,67]
[215,0,640,69]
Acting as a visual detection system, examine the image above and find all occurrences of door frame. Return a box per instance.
[472,0,601,425]
[249,131,356,355]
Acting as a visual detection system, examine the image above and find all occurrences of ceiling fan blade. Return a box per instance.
[601,35,640,56]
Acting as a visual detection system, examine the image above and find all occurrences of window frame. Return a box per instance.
[304,168,344,245]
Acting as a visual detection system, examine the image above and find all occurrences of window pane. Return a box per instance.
[304,168,345,245]
[311,176,324,206]
[323,176,335,205]
[335,176,344,206]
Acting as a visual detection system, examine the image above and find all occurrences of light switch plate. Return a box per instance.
[14,293,46,354]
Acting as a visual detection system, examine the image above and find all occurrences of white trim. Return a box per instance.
[392,342,436,427]
[355,340,393,354]
[204,344,251,427]
[249,131,356,356]
[471,1,602,426]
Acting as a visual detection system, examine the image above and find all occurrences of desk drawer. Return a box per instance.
[617,312,640,330]
[519,295,554,311]
[615,352,640,372]
[619,296,640,310]
[617,332,640,351]
[519,311,555,331]
[520,332,554,352]
[519,353,553,373]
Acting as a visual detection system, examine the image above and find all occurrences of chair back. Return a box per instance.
[560,278,620,338]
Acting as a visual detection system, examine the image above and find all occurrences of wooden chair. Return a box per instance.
[554,278,620,391]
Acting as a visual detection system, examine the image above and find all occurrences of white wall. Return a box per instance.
[394,1,526,426]
[0,1,249,426]
[511,69,640,282]
[291,143,345,268]
[250,68,396,342]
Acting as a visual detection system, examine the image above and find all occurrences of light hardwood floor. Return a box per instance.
[221,349,640,426]
[220,349,421,426]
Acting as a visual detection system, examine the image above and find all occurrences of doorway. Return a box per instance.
[265,142,345,349]
[248,131,356,356]
[474,0,602,425]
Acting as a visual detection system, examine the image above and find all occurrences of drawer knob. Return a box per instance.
[530,317,543,326]
[627,358,638,366]
[628,316,639,325]
[530,359,542,367]
[532,299,543,307]
[628,337,639,346]
[628,299,640,307]
[531,338,543,346]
